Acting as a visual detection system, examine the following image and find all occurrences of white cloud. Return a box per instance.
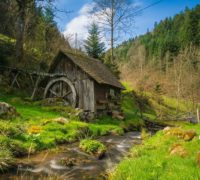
[63,3,96,48]
[63,1,142,49]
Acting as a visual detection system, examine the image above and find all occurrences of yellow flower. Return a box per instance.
[28,126,42,134]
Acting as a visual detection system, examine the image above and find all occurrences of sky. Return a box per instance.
[54,0,200,47]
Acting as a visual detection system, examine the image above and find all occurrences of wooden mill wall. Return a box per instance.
[51,55,95,112]
[94,83,121,113]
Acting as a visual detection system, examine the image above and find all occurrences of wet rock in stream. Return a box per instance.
[60,157,90,167]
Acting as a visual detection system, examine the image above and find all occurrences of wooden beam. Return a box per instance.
[11,72,20,88]
[29,74,35,87]
[50,89,60,97]
[62,90,72,98]
[31,75,41,100]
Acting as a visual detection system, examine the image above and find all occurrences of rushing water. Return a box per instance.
[3,132,141,180]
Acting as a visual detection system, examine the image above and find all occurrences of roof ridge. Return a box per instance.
[53,50,124,89]
[61,49,100,62]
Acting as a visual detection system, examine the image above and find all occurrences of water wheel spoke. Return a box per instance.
[49,89,60,97]
[44,77,77,108]
[62,90,72,98]
[60,81,63,97]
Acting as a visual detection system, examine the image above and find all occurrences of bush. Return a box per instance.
[0,148,14,171]
[0,121,25,138]
[9,140,29,157]
[79,139,106,159]
[141,128,151,140]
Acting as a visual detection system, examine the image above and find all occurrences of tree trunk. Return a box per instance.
[16,0,26,62]
[197,108,200,124]
[110,0,114,64]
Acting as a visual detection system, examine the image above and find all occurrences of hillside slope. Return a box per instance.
[114,5,200,104]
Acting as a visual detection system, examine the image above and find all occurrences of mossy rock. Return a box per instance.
[60,157,89,167]
[0,102,19,119]
[0,148,15,171]
[169,144,188,158]
[164,127,196,141]
[0,122,25,137]
[79,139,107,159]
[9,140,29,157]
[39,98,66,106]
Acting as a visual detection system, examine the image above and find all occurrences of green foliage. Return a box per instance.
[0,148,14,171]
[0,33,15,66]
[0,34,15,44]
[0,1,69,69]
[114,39,133,61]
[79,139,106,155]
[0,121,25,138]
[84,23,105,59]
[114,5,200,70]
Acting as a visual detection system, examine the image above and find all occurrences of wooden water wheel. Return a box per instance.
[44,77,77,107]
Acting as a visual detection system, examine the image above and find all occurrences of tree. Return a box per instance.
[15,0,33,62]
[92,0,138,63]
[84,23,105,58]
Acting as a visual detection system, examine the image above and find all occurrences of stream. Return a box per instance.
[3,132,141,180]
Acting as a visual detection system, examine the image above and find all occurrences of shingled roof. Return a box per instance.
[49,50,124,89]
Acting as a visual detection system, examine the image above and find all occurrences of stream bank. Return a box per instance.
[2,132,141,180]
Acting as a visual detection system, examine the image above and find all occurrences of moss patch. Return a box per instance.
[79,139,106,158]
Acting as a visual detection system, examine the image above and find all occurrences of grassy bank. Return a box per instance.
[109,123,200,180]
[109,82,200,180]
[0,89,143,171]
[0,82,197,173]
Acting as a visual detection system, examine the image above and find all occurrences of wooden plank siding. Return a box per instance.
[52,56,96,112]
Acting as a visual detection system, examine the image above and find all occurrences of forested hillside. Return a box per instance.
[115,5,200,105]
[0,1,70,70]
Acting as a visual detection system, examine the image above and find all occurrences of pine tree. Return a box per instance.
[84,23,105,59]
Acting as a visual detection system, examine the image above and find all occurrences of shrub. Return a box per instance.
[0,121,25,137]
[65,130,79,143]
[0,148,14,171]
[79,139,106,159]
[0,121,25,138]
[141,128,151,140]
[9,140,29,157]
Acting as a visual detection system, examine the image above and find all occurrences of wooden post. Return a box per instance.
[197,108,200,124]
[11,72,20,88]
[31,75,40,100]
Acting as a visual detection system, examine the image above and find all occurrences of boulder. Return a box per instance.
[42,117,69,126]
[60,157,89,167]
[169,144,188,157]
[0,102,19,119]
[163,126,171,132]
[40,98,65,106]
[79,111,95,121]
[60,157,78,167]
[112,110,125,120]
[164,127,196,141]
[183,130,196,141]
[53,117,69,124]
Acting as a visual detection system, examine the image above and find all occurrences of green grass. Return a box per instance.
[109,124,200,180]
